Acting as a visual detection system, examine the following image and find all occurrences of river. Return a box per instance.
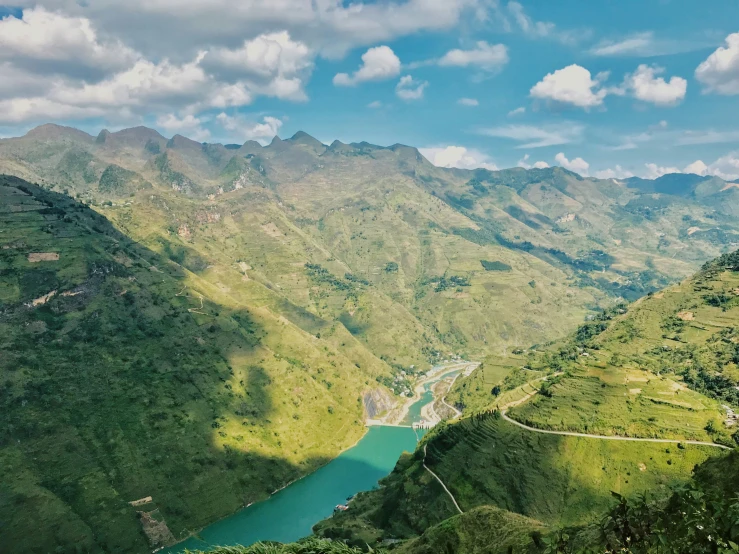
[165,366,465,552]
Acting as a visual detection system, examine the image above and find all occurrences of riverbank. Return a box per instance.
[163,426,419,552]
[367,362,477,427]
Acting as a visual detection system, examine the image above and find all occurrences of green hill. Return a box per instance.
[0,176,393,552]
[314,251,739,552]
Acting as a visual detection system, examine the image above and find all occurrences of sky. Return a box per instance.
[0,0,738,180]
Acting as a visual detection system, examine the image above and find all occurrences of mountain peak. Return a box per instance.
[289,131,325,148]
[167,134,202,150]
[25,123,94,143]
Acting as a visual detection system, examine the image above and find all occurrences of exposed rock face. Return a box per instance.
[363,388,395,419]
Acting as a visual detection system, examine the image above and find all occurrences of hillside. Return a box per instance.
[314,252,739,552]
[2,125,739,363]
[0,176,393,552]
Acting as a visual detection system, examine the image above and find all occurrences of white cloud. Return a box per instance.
[703,152,739,180]
[203,31,312,101]
[457,97,478,106]
[419,145,497,170]
[590,32,654,57]
[507,106,525,116]
[396,75,427,100]
[643,162,680,179]
[478,123,583,148]
[0,1,491,126]
[438,41,508,71]
[517,154,548,169]
[19,0,487,61]
[505,1,580,44]
[215,113,283,144]
[589,31,710,58]
[530,64,608,109]
[593,165,634,179]
[367,100,383,109]
[0,7,137,75]
[156,113,210,141]
[333,45,401,86]
[683,160,708,175]
[695,32,739,95]
[647,154,739,181]
[554,152,589,176]
[616,64,687,106]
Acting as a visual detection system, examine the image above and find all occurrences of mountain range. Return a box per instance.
[2,124,739,552]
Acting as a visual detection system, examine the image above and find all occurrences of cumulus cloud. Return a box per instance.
[530,64,608,109]
[615,64,687,106]
[0,7,137,77]
[507,106,525,116]
[333,45,401,86]
[419,145,497,170]
[215,113,283,144]
[683,160,709,175]
[478,123,584,148]
[396,75,428,100]
[367,100,383,108]
[203,31,312,100]
[438,41,508,71]
[457,97,478,106]
[592,165,634,179]
[156,113,210,141]
[702,152,739,180]
[0,1,489,126]
[643,162,680,179]
[554,152,589,175]
[17,0,487,61]
[695,32,739,95]
[647,153,739,181]
[517,154,549,169]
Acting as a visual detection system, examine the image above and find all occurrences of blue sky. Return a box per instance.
[0,0,738,179]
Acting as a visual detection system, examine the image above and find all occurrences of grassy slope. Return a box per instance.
[0,176,392,553]
[508,258,739,444]
[316,257,739,551]
[314,414,714,547]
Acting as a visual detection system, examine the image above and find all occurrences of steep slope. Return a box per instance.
[315,252,739,551]
[0,176,393,552]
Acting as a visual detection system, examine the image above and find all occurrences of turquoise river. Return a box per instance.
[164,368,462,552]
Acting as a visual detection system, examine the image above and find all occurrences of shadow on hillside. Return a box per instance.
[0,176,376,553]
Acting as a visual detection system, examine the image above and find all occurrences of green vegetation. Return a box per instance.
[315,413,715,547]
[186,538,371,554]
[0,177,391,552]
[480,259,512,271]
[4,125,739,552]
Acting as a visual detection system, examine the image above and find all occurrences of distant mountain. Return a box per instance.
[2,125,739,361]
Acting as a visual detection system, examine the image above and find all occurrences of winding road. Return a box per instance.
[420,372,732,516]
[500,411,731,450]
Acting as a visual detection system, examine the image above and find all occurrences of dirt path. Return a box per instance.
[499,373,730,450]
[500,412,731,450]
[423,444,463,514]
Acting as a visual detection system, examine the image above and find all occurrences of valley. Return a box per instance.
[2,125,739,553]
